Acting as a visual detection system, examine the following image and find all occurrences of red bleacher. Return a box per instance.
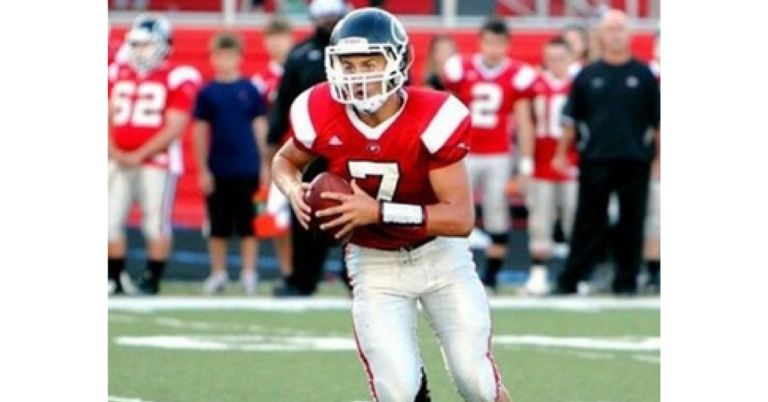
[111,25,654,228]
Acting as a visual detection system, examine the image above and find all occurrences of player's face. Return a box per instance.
[265,32,294,64]
[211,49,242,75]
[544,45,572,79]
[479,32,509,68]
[563,30,587,60]
[339,54,388,100]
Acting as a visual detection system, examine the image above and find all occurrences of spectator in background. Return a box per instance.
[552,10,660,295]
[193,33,268,296]
[562,24,591,75]
[266,0,349,297]
[441,18,536,292]
[423,34,457,91]
[252,17,295,280]
[643,30,661,292]
[517,36,579,296]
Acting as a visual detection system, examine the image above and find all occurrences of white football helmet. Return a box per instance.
[126,14,171,73]
[324,8,412,114]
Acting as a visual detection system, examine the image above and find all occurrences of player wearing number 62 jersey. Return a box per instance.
[108,14,201,296]
[441,18,536,290]
[273,8,514,402]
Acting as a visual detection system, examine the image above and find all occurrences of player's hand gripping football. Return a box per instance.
[316,180,379,240]
[286,182,313,230]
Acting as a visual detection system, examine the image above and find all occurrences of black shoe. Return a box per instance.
[273,284,312,298]
[135,271,160,296]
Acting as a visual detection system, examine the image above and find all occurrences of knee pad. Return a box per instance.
[453,364,499,402]
[141,212,171,241]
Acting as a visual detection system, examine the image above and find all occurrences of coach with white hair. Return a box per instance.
[551,10,661,295]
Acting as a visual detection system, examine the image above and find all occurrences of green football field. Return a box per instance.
[108,287,660,402]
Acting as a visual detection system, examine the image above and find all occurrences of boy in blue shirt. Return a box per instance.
[193,33,268,295]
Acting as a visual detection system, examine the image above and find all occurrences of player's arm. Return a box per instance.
[192,119,213,194]
[515,98,535,178]
[318,159,474,239]
[423,160,475,236]
[107,102,123,160]
[253,115,270,186]
[552,77,582,174]
[126,109,190,165]
[272,139,316,228]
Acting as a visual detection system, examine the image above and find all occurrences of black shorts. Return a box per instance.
[206,176,259,238]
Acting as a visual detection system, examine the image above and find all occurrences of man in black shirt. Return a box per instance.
[266,0,348,297]
[552,10,660,295]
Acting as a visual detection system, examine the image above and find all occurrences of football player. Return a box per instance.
[441,18,536,291]
[272,8,514,402]
[251,17,295,279]
[108,14,201,295]
[517,36,579,295]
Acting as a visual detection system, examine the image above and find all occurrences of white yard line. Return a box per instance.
[115,334,660,353]
[108,296,659,313]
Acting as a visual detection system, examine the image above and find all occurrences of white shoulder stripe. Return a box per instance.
[443,55,464,83]
[168,66,201,90]
[108,63,120,83]
[513,64,536,91]
[421,95,468,154]
[290,88,317,149]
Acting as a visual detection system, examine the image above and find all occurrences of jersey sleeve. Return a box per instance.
[192,85,212,122]
[250,82,267,119]
[441,54,464,93]
[421,95,472,170]
[166,66,202,113]
[289,87,319,154]
[511,64,537,98]
[108,63,120,98]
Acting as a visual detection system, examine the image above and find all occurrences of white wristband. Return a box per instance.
[519,157,534,176]
[380,202,425,226]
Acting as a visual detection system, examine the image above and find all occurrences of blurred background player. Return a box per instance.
[643,29,660,292]
[265,0,349,297]
[252,17,295,280]
[552,10,660,295]
[272,8,514,401]
[193,33,268,296]
[562,24,592,76]
[517,36,579,296]
[442,18,536,291]
[422,34,457,91]
[108,14,201,295]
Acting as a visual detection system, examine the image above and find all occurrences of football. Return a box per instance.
[304,172,355,245]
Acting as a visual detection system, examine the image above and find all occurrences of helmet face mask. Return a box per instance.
[324,9,412,114]
[126,14,171,73]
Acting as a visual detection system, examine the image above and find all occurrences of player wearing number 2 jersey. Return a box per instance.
[108,14,201,295]
[517,36,579,295]
[441,18,536,290]
[272,9,515,402]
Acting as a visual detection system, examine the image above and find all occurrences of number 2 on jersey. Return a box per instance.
[348,161,400,201]
[111,82,167,127]
[470,83,503,129]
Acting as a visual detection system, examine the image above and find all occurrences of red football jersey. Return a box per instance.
[252,61,283,109]
[290,83,471,250]
[528,72,579,181]
[108,62,201,173]
[442,54,536,154]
